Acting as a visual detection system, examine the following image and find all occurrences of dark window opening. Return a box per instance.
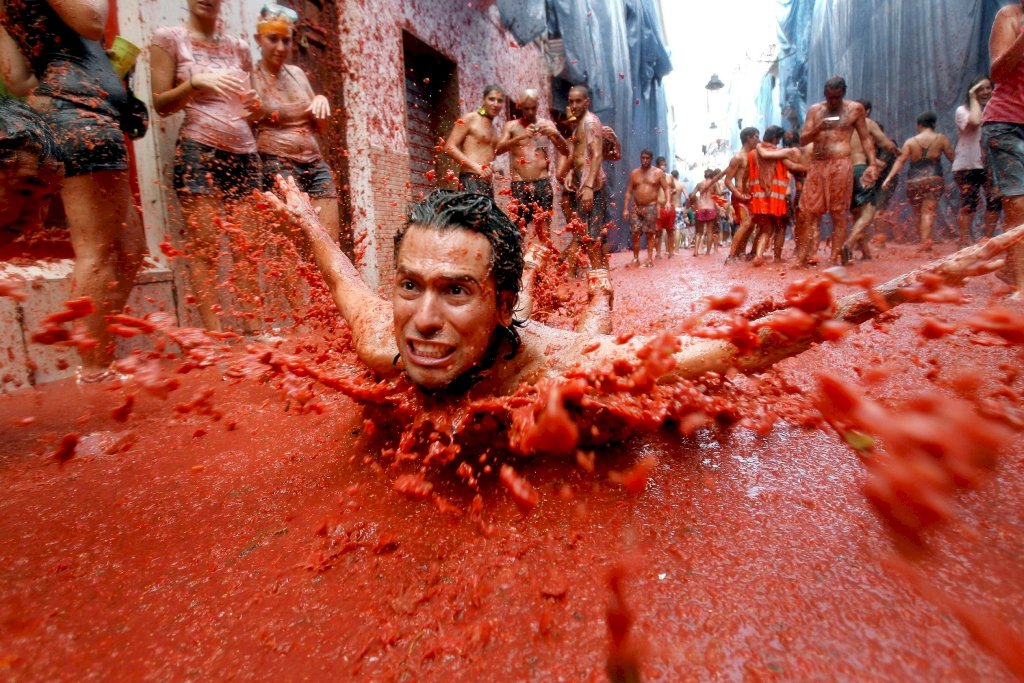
[403,31,459,199]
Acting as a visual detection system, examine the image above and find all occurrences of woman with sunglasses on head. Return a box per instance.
[150,0,265,334]
[251,4,339,245]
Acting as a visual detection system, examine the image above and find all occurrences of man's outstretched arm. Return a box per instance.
[266,176,398,376]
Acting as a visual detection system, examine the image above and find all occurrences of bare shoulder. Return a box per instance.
[996,3,1021,22]
[285,64,311,84]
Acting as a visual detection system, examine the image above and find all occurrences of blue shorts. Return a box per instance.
[982,122,1024,199]
[41,98,127,178]
[174,139,262,201]
[260,154,337,198]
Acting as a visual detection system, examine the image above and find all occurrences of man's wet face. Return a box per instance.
[392,225,510,389]
[567,90,588,119]
[824,87,844,112]
[0,152,61,234]
[519,98,538,123]
[640,152,652,168]
[482,90,505,118]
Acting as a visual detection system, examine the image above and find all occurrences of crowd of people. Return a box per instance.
[2,0,1024,394]
[674,74,1010,273]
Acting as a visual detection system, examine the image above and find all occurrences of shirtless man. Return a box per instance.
[496,89,568,243]
[562,85,608,269]
[842,100,898,263]
[444,84,505,196]
[264,178,1022,413]
[723,127,760,262]
[654,157,678,258]
[797,76,877,266]
[622,149,670,267]
[667,168,687,256]
[689,168,727,256]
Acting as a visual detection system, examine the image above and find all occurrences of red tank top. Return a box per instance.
[985,24,1024,125]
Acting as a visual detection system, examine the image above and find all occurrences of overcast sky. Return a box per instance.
[660,0,779,184]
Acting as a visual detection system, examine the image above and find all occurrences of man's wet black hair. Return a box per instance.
[740,126,759,144]
[483,84,505,99]
[855,99,872,115]
[397,190,525,367]
[916,111,937,129]
[763,125,785,144]
[824,76,847,93]
[0,97,64,170]
[655,155,666,165]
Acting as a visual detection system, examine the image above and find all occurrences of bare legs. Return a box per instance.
[63,170,144,374]
[916,197,938,246]
[1001,195,1024,299]
[751,216,785,265]
[845,203,877,258]
[795,211,819,266]
[693,221,715,256]
[726,208,753,261]
[179,195,261,333]
[957,206,1002,245]
[829,210,849,263]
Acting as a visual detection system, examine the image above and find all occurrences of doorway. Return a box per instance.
[402,32,459,199]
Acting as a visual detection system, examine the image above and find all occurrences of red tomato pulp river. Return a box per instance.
[1,244,1022,681]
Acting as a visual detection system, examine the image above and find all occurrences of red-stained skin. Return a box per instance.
[0,243,1022,680]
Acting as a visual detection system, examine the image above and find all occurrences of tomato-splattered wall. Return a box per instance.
[337,0,549,287]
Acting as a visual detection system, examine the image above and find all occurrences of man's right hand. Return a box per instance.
[476,163,494,180]
[266,175,323,236]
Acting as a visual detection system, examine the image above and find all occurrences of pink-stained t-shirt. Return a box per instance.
[151,26,257,154]
[253,64,322,164]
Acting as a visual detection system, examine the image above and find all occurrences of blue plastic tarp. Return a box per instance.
[497,0,673,249]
